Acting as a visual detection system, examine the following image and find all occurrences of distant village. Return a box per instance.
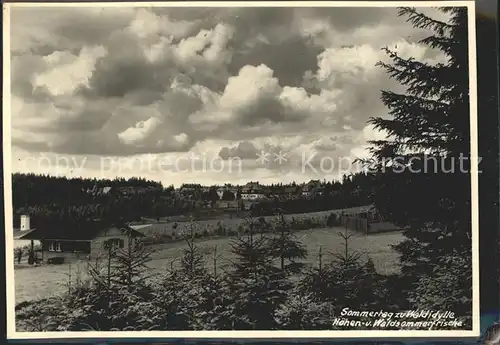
[83,179,328,212]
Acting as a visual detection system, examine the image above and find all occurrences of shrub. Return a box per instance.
[326,213,340,227]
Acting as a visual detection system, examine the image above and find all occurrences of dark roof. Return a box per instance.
[338,204,376,215]
[17,222,146,241]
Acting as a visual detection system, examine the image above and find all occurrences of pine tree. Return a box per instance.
[111,230,154,294]
[179,220,206,279]
[367,7,472,318]
[59,229,157,331]
[267,211,307,273]
[327,228,381,311]
[227,216,291,330]
[273,292,334,330]
[408,248,472,329]
[297,246,334,302]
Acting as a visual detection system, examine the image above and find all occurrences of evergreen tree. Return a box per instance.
[408,248,472,329]
[227,216,291,329]
[367,7,472,318]
[273,292,334,330]
[327,228,383,311]
[179,220,206,279]
[267,211,307,273]
[111,230,154,294]
[297,246,333,302]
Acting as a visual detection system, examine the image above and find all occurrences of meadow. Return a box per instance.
[14,225,404,304]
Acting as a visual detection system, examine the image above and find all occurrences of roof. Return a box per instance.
[17,222,146,241]
[242,189,264,194]
[102,186,112,194]
[338,204,376,215]
[129,224,153,231]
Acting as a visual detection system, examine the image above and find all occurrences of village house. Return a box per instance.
[178,183,202,199]
[83,185,112,196]
[202,186,211,193]
[16,216,146,264]
[301,180,324,198]
[269,185,299,200]
[114,186,160,196]
[240,182,267,200]
[338,204,378,219]
[284,185,301,199]
[13,214,33,240]
[216,185,238,200]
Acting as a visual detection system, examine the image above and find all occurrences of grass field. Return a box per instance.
[14,226,404,304]
[135,209,337,237]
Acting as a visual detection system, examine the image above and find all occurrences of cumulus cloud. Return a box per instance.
[8,5,452,185]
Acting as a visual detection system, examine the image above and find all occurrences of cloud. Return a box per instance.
[218,141,260,160]
[34,46,107,96]
[8,5,451,184]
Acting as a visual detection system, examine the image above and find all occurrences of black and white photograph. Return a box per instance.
[4,1,479,338]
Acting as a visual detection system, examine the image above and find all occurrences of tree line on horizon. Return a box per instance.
[11,170,378,229]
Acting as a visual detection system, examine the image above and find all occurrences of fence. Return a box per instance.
[340,215,368,234]
[340,215,403,235]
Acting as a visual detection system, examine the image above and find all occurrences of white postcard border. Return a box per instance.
[3,0,479,339]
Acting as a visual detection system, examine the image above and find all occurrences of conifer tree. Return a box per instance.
[297,246,333,302]
[273,292,334,330]
[408,248,472,329]
[227,215,291,329]
[367,7,472,317]
[111,230,154,293]
[326,228,381,310]
[267,211,307,273]
[179,220,206,279]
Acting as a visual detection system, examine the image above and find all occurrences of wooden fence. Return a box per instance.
[340,216,403,235]
[340,215,368,234]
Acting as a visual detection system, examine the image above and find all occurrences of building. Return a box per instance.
[83,185,112,196]
[178,184,202,198]
[116,186,158,196]
[284,185,301,198]
[13,214,32,238]
[338,204,378,218]
[17,217,146,264]
[241,182,259,193]
[301,180,324,198]
[216,185,238,200]
[241,182,267,200]
[202,186,211,193]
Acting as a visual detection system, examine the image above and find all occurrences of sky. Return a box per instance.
[8,4,454,187]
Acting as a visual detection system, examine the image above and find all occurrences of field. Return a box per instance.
[135,209,345,238]
[14,226,404,305]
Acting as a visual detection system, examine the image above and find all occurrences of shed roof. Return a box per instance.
[339,204,376,214]
[17,222,146,241]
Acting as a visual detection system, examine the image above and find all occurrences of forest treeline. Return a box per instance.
[11,171,378,229]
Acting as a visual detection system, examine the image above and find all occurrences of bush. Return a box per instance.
[326,213,340,227]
